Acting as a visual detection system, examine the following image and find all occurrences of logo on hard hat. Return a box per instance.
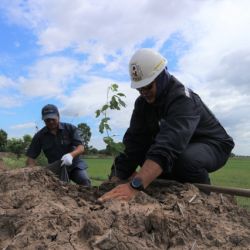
[130,63,143,82]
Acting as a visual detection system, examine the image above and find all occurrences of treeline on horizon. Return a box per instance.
[0,128,246,158]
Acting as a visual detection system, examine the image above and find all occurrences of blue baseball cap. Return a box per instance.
[41,104,59,120]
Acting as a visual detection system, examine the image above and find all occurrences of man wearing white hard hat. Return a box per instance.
[99,48,234,202]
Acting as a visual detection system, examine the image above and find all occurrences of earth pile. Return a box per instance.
[0,167,249,249]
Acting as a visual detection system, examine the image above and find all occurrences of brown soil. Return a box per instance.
[0,167,249,250]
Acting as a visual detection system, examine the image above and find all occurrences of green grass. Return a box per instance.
[85,158,113,186]
[210,157,250,210]
[2,156,26,169]
[2,155,250,209]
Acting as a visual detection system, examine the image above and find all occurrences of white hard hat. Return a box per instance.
[129,48,167,89]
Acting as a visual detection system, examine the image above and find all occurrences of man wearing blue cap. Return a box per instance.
[26,104,91,186]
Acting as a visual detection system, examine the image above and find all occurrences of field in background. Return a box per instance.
[210,157,250,210]
[1,155,249,209]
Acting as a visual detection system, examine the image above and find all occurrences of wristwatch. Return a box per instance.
[130,177,145,191]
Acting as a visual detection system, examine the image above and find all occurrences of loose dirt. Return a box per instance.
[0,167,249,250]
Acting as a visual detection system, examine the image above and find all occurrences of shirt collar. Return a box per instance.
[43,122,64,134]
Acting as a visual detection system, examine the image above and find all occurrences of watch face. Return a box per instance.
[132,177,142,188]
[131,177,144,190]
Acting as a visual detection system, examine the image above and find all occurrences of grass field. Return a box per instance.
[2,155,250,209]
[210,157,250,210]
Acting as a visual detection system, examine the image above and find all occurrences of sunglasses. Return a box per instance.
[136,82,154,92]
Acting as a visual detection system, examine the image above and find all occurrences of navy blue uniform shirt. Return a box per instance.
[26,122,87,170]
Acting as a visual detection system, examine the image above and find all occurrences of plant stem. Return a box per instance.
[104,86,110,138]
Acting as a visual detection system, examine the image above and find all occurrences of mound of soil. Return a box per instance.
[0,167,249,250]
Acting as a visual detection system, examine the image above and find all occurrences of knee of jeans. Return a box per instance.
[75,177,91,186]
[81,179,91,187]
[70,170,91,186]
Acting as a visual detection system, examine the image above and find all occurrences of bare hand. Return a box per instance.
[98,183,138,202]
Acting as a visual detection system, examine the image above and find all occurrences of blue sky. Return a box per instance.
[0,0,250,155]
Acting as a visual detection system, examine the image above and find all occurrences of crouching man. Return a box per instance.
[26,104,91,186]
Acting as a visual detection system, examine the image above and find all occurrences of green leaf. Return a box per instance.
[102,117,110,123]
[104,124,111,131]
[118,98,126,107]
[99,122,104,134]
[101,104,109,112]
[95,110,101,117]
[111,84,118,91]
[117,92,125,97]
[113,143,125,154]
[110,96,119,109]
[103,136,114,145]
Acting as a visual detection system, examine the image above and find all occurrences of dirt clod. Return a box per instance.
[0,167,249,249]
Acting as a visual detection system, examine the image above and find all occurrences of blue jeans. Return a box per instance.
[69,167,91,186]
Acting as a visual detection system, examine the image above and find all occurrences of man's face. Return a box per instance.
[44,117,59,130]
[136,81,157,104]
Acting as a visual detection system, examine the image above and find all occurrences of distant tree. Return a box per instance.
[0,129,8,151]
[105,142,124,155]
[23,134,32,151]
[87,146,99,155]
[230,152,235,157]
[7,138,25,158]
[98,148,110,155]
[77,123,91,151]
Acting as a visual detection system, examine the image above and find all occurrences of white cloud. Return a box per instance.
[172,0,250,155]
[0,95,22,108]
[177,0,250,88]
[10,122,37,129]
[0,75,15,88]
[0,75,21,108]
[232,121,250,156]
[18,56,79,97]
[60,76,138,129]
[1,0,208,72]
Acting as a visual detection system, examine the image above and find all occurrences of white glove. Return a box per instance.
[61,153,73,167]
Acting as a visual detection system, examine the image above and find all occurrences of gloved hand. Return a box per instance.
[61,153,73,167]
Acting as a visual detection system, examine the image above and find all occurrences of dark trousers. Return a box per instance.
[160,142,230,184]
[47,161,91,186]
[69,167,91,186]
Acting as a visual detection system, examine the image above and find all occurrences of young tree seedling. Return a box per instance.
[95,83,126,176]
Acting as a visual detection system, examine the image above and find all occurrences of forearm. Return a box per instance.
[26,157,36,167]
[136,159,163,188]
[98,159,163,203]
[70,145,84,158]
[110,152,145,180]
